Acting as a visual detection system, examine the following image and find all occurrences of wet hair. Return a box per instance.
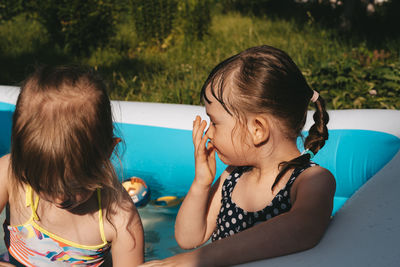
[11,65,128,220]
[201,45,329,189]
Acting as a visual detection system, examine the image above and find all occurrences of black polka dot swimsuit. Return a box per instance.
[211,164,315,241]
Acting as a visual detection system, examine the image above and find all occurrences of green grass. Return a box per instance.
[1,12,399,109]
[95,13,351,105]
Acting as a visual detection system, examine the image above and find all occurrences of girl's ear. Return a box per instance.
[109,137,121,157]
[248,116,270,146]
[113,137,121,148]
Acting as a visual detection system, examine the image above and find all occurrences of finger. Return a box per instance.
[193,117,205,145]
[194,120,208,152]
[192,116,201,139]
[209,148,216,175]
[206,142,216,167]
[197,125,209,153]
[199,119,207,134]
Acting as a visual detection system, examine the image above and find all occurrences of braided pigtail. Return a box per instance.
[303,92,329,157]
[271,91,329,190]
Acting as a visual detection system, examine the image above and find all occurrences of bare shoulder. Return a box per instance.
[103,187,144,265]
[296,165,335,188]
[291,165,336,205]
[103,188,143,240]
[0,153,11,170]
[105,190,141,234]
[0,154,11,187]
[0,154,11,210]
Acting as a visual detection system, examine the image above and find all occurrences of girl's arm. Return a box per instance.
[0,155,10,213]
[174,116,229,248]
[174,168,231,249]
[108,193,144,267]
[0,155,20,267]
[141,166,335,267]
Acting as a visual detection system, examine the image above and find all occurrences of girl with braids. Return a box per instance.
[141,45,335,266]
[0,65,144,266]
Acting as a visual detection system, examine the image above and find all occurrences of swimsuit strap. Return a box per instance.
[25,185,39,221]
[25,185,107,244]
[97,188,107,243]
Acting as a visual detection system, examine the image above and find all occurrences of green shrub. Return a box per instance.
[131,0,212,47]
[218,0,297,17]
[132,0,178,45]
[0,0,26,21]
[177,0,212,42]
[29,0,118,55]
[0,14,47,56]
[307,46,400,109]
[1,10,399,109]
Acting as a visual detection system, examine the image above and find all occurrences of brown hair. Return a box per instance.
[201,45,329,189]
[11,65,127,222]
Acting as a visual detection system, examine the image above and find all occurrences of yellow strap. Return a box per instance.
[25,185,31,206]
[25,185,39,221]
[97,188,107,243]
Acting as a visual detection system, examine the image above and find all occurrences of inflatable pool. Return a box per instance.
[1,85,399,266]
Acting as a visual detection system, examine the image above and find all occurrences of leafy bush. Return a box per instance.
[218,0,297,17]
[177,0,212,42]
[132,0,178,45]
[0,14,47,56]
[0,0,26,21]
[1,8,399,109]
[28,0,119,55]
[307,46,400,109]
[131,0,212,47]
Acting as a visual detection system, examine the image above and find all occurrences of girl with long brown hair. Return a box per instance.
[0,65,144,266]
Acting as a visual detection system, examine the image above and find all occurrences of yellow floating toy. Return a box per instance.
[151,196,184,208]
[122,177,151,207]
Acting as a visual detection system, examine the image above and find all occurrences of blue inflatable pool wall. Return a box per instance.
[1,98,399,216]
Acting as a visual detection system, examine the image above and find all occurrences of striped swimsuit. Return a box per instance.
[6,186,111,266]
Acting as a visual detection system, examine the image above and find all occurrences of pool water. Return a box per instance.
[135,176,192,261]
[138,205,187,260]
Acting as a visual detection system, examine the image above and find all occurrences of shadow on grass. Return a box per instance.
[222,0,400,47]
[0,47,72,86]
[0,45,166,96]
[93,56,167,100]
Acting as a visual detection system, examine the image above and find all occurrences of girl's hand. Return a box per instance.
[192,116,216,188]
